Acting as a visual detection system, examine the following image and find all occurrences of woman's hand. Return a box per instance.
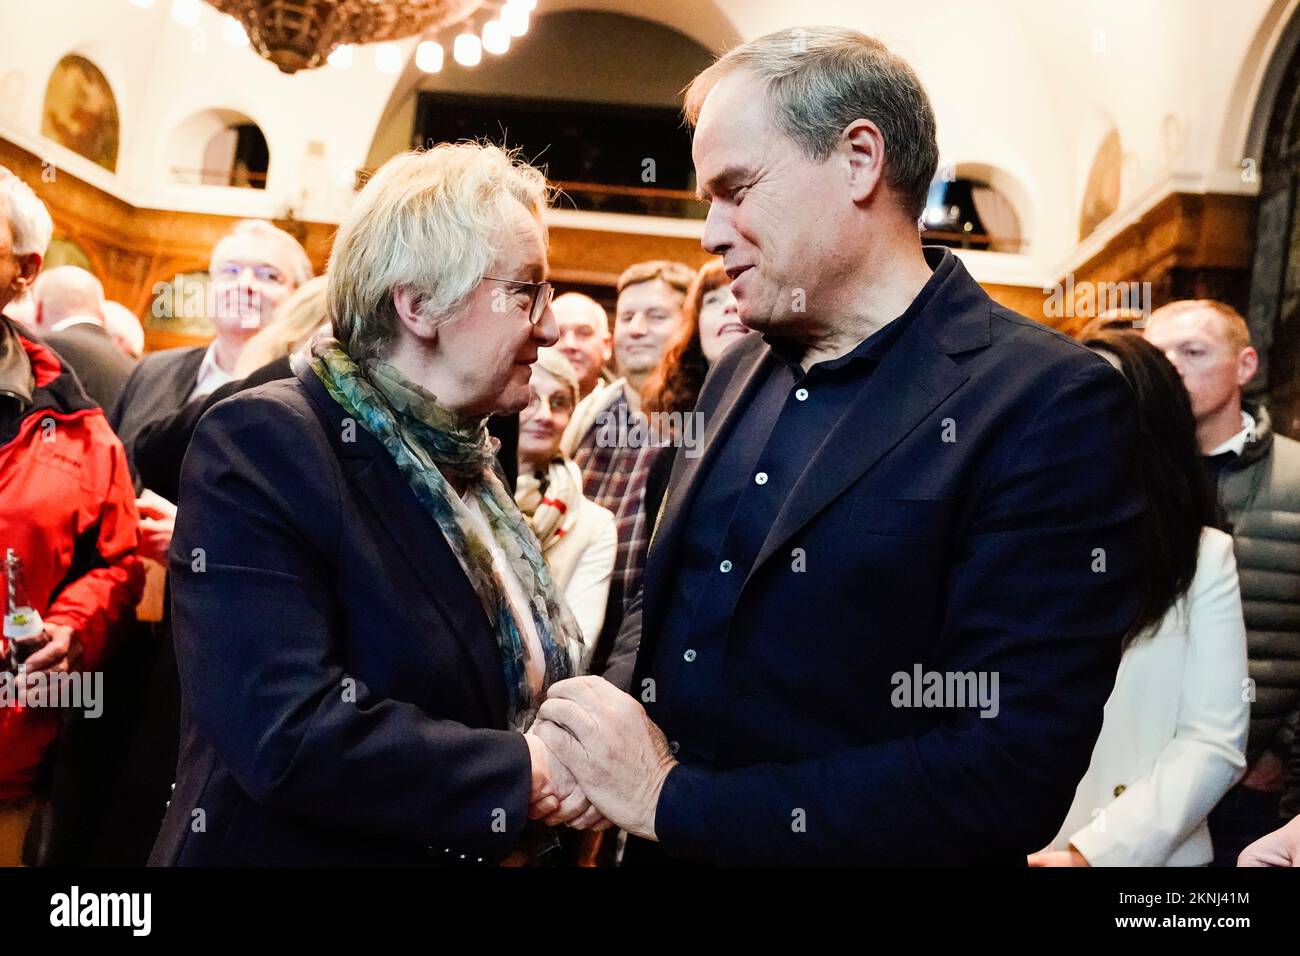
[523,728,610,830]
[1027,847,1091,867]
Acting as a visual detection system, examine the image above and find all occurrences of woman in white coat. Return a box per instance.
[515,348,617,663]
[1031,329,1249,866]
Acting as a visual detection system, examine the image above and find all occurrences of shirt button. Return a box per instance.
[795,387,809,401]
[683,649,697,662]
[719,559,733,573]
[1113,784,1126,798]
[755,472,769,485]
[669,740,680,754]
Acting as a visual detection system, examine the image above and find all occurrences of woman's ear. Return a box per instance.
[393,285,438,343]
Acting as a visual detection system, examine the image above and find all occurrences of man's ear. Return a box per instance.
[393,285,439,344]
[843,119,886,205]
[1239,345,1260,388]
[14,253,41,297]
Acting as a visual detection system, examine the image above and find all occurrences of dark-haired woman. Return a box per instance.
[640,259,749,522]
[1030,330,1249,866]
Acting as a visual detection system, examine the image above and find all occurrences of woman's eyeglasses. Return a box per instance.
[525,392,575,416]
[482,275,555,326]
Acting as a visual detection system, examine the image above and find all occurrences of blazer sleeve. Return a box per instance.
[651,359,1150,864]
[1069,531,1249,866]
[169,389,532,858]
[564,506,617,666]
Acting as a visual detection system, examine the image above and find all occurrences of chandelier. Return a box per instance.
[206,0,485,73]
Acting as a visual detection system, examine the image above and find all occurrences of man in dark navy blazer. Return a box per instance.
[533,27,1149,865]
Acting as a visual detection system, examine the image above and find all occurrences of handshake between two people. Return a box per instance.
[523,675,679,842]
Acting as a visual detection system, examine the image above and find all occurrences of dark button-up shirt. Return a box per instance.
[650,253,953,764]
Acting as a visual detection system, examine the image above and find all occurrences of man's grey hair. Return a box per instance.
[684,27,939,219]
[327,143,551,363]
[0,166,54,257]
[211,218,314,289]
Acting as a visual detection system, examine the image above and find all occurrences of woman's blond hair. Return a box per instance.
[327,143,552,363]
[234,275,328,377]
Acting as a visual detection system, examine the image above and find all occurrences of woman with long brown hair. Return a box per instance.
[642,258,748,421]
[1031,329,1248,866]
[640,259,750,519]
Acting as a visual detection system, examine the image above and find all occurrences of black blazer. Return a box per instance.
[132,356,521,504]
[109,345,206,487]
[149,365,531,866]
[606,250,1149,865]
[43,322,135,411]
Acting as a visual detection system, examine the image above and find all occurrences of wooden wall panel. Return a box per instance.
[4,136,1259,354]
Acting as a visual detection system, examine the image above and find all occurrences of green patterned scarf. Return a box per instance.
[299,336,582,730]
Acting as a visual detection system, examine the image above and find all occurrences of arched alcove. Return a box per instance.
[169,108,270,189]
[364,10,716,218]
[923,163,1031,254]
[41,53,119,172]
[1079,127,1122,241]
[1242,0,1300,433]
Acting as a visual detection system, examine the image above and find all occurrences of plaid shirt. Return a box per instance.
[571,392,664,623]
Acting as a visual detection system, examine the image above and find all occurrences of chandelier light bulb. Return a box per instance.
[375,42,404,74]
[416,40,444,73]
[482,20,510,56]
[501,3,530,38]
[170,0,201,27]
[327,44,354,69]
[453,32,482,67]
[222,16,248,47]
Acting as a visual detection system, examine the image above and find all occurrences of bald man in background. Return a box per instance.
[552,291,613,399]
[103,300,145,361]
[34,265,135,410]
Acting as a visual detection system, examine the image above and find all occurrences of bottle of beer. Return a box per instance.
[4,549,46,670]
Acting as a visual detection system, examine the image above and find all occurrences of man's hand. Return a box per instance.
[534,676,677,840]
[135,488,177,564]
[523,729,609,829]
[19,622,80,680]
[1238,815,1300,866]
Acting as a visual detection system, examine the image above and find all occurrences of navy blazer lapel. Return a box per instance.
[747,311,974,583]
[296,365,511,728]
[642,341,774,626]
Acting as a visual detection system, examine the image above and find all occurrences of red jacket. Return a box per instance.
[0,326,144,800]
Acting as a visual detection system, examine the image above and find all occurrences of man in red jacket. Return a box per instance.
[0,166,143,865]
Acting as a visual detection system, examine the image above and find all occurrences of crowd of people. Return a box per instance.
[0,24,1298,867]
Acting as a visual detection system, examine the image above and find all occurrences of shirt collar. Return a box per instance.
[189,342,239,400]
[49,314,104,333]
[763,247,953,376]
[1207,409,1256,458]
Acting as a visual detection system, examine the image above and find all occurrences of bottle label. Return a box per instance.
[4,607,44,640]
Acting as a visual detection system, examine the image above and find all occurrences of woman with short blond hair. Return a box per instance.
[153,144,606,867]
